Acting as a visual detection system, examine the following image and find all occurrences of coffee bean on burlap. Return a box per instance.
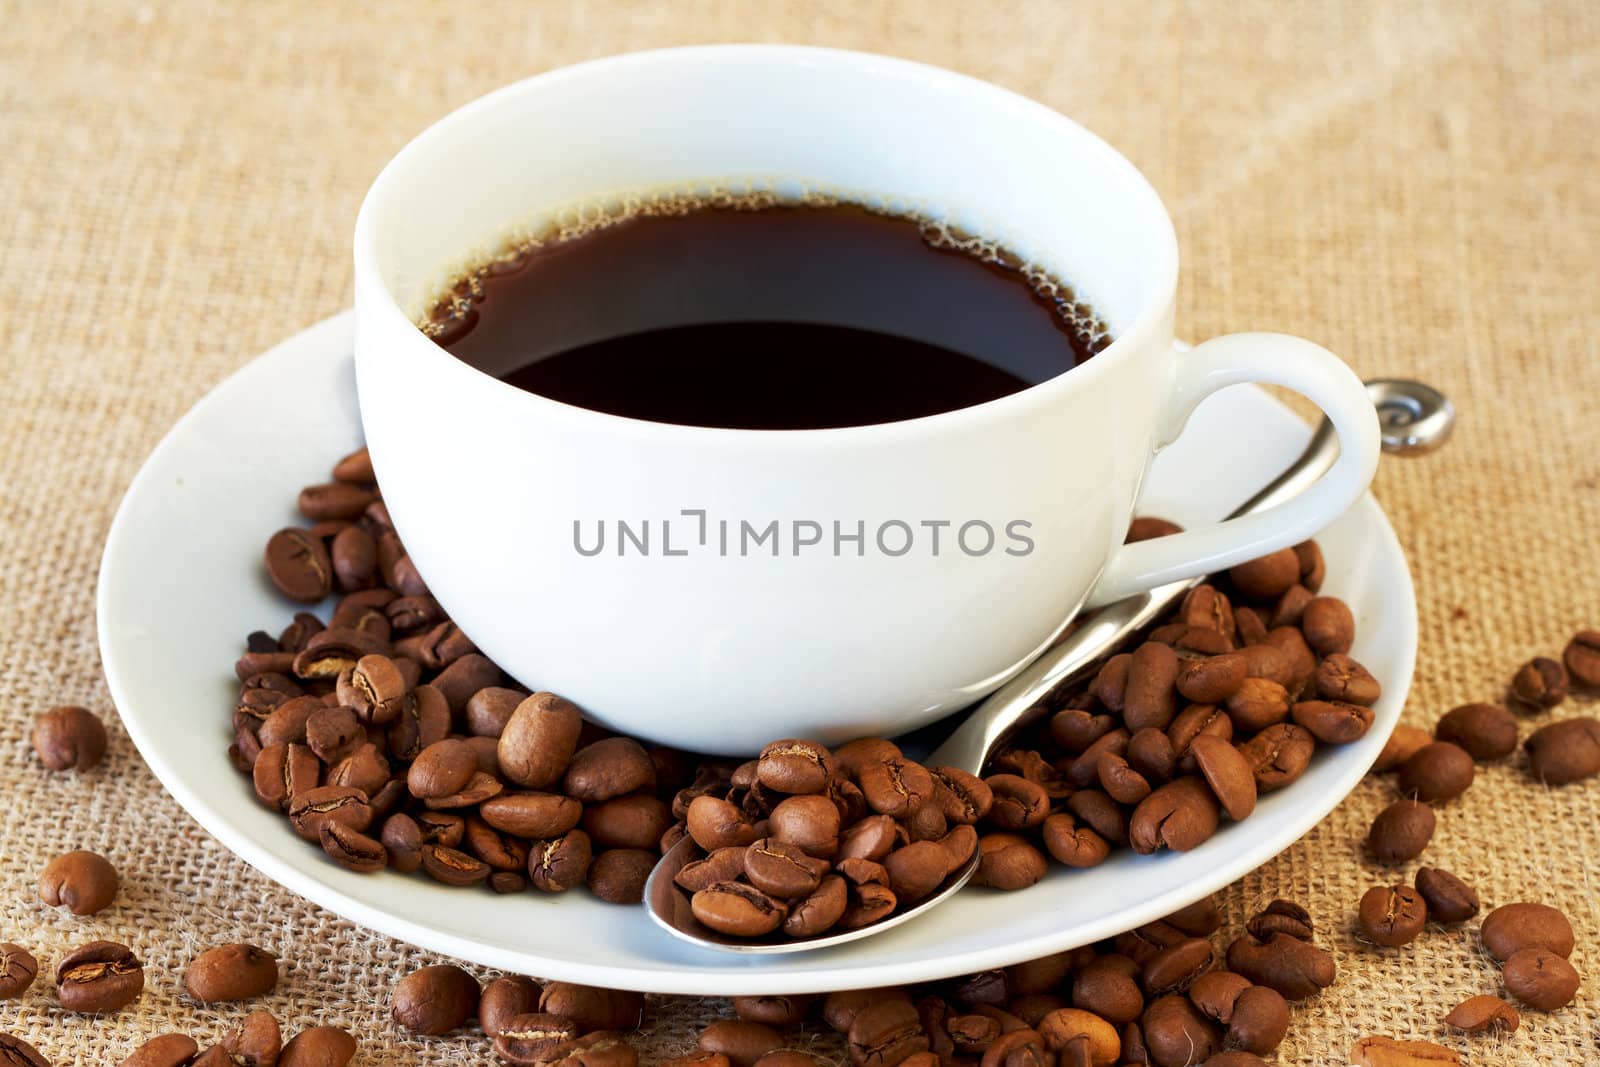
[1367,800,1435,864]
[1433,703,1517,760]
[1414,868,1479,923]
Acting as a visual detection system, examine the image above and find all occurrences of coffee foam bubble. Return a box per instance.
[421,185,1110,354]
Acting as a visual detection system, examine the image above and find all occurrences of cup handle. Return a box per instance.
[1083,332,1380,609]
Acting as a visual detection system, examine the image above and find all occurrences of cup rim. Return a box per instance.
[353,44,1180,443]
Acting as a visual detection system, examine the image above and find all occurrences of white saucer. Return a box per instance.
[98,312,1415,995]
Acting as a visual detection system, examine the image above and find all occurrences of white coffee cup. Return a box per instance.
[353,45,1379,755]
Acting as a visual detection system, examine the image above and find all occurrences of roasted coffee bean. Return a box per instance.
[410,621,477,670]
[386,685,449,761]
[1089,654,1131,712]
[979,1027,1051,1067]
[1263,625,1316,691]
[564,737,656,803]
[490,871,528,894]
[1127,517,1183,542]
[1510,655,1568,710]
[430,653,499,711]
[884,840,953,903]
[733,994,814,1026]
[1290,699,1374,744]
[687,796,759,852]
[32,706,107,772]
[756,739,834,795]
[1238,723,1314,791]
[1318,655,1382,703]
[0,1034,49,1067]
[0,945,38,1000]
[184,943,277,1003]
[55,940,144,1013]
[1443,994,1519,1033]
[1115,921,1184,965]
[479,975,541,1037]
[257,695,320,747]
[1176,653,1248,704]
[1096,753,1150,806]
[1299,597,1354,655]
[1186,970,1249,1024]
[1130,778,1219,854]
[849,1000,929,1067]
[1037,1008,1119,1062]
[782,874,848,937]
[403,737,475,799]
[463,686,523,738]
[300,482,376,521]
[1052,709,1117,753]
[1067,730,1130,789]
[1367,800,1435,864]
[1066,790,1129,847]
[1228,684,1292,735]
[121,1032,202,1067]
[337,654,406,725]
[1348,1036,1459,1066]
[288,785,372,842]
[857,757,934,818]
[838,880,897,931]
[423,769,503,810]
[1140,995,1218,1067]
[329,445,374,484]
[1433,702,1517,760]
[1167,704,1232,769]
[986,774,1050,829]
[1502,947,1580,1010]
[530,830,593,893]
[420,844,490,886]
[1162,896,1221,937]
[1524,717,1600,784]
[278,1026,356,1067]
[1228,548,1300,600]
[1226,933,1335,1001]
[1564,630,1600,687]
[38,850,119,916]
[1070,955,1143,1024]
[930,766,994,824]
[277,612,326,654]
[1125,728,1177,783]
[266,528,334,602]
[321,821,388,871]
[251,743,319,812]
[495,1013,584,1066]
[676,845,747,892]
[1124,642,1180,732]
[416,811,466,847]
[744,838,830,900]
[1188,735,1256,821]
[587,848,656,904]
[1226,986,1288,1055]
[1373,724,1432,772]
[1041,813,1110,869]
[305,705,362,764]
[330,524,377,592]
[583,795,674,852]
[219,1010,280,1067]
[1481,902,1574,961]
[479,792,583,839]
[392,964,479,1035]
[947,1011,1003,1053]
[698,1021,783,1067]
[1399,742,1475,802]
[1182,585,1235,642]
[1140,938,1214,995]
[767,795,842,857]
[1402,870,1475,930]
[237,651,297,683]
[538,981,645,1032]
[1357,885,1427,947]
[377,813,424,874]
[1245,900,1314,942]
[973,833,1048,890]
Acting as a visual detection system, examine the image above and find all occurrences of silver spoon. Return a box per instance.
[645,379,1454,954]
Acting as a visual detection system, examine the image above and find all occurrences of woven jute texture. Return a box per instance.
[3,1,1599,1063]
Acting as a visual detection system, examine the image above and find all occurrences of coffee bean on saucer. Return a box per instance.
[264,529,334,603]
[121,1033,201,1067]
[1228,548,1300,601]
[1524,717,1600,784]
[1509,656,1568,710]
[1433,702,1517,760]
[1443,995,1519,1033]
[1356,885,1426,947]
[38,850,119,915]
[1299,597,1354,656]
[1480,902,1574,961]
[587,848,657,904]
[1397,742,1474,802]
[0,1034,48,1067]
[1314,653,1381,705]
[1188,735,1256,820]
[299,483,376,522]
[1367,800,1435,864]
[184,943,278,1003]
[392,964,479,1035]
[0,944,38,999]
[1502,947,1580,1010]
[1129,778,1218,853]
[321,822,388,872]
[420,844,490,886]
[1238,723,1314,791]
[564,737,657,804]
[1413,868,1478,923]
[1289,700,1374,744]
[55,940,144,1013]
[279,1026,357,1067]
[331,446,374,483]
[1562,630,1600,688]
[1126,517,1183,542]
[32,705,107,771]
[530,829,593,893]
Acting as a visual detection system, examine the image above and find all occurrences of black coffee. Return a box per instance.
[428,200,1107,430]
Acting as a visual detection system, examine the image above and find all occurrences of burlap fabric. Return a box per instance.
[2,1,1597,1063]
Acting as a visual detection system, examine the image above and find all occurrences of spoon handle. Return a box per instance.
[925,418,1342,774]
